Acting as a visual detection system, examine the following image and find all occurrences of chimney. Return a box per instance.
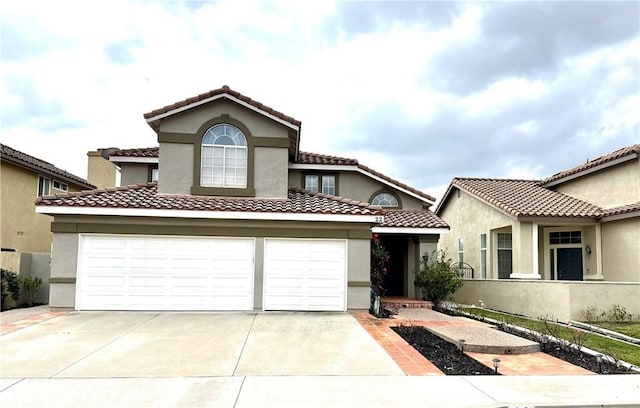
[87,148,118,189]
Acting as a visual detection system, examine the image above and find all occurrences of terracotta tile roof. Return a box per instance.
[1,143,95,189]
[35,183,383,216]
[298,151,358,166]
[109,147,159,158]
[298,152,436,203]
[601,201,640,218]
[445,178,603,219]
[378,210,449,229]
[542,144,640,186]
[143,85,301,127]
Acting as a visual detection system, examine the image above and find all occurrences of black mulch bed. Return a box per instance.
[393,326,497,375]
[425,307,633,375]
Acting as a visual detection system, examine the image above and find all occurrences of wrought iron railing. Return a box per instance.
[452,262,474,279]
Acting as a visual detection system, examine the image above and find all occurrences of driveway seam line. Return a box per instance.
[232,376,246,408]
[232,313,256,376]
[48,312,162,378]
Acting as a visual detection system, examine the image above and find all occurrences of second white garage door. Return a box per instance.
[263,239,347,311]
[77,235,254,311]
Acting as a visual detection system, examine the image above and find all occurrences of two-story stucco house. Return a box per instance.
[36,85,448,312]
[1,144,94,273]
[436,144,640,283]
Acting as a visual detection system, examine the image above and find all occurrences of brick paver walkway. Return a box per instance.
[353,310,596,376]
[352,312,444,376]
[1,310,68,335]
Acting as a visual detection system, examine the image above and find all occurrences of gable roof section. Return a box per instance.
[35,183,383,222]
[296,152,437,204]
[542,144,640,187]
[144,85,301,128]
[436,178,603,221]
[372,209,449,234]
[1,143,95,189]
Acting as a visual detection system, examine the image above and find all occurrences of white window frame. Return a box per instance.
[151,168,159,182]
[201,124,248,188]
[37,176,51,197]
[371,192,399,208]
[53,180,68,192]
[496,232,512,279]
[304,174,336,195]
[458,238,464,264]
[480,233,487,279]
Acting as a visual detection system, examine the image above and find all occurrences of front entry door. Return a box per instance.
[557,248,583,281]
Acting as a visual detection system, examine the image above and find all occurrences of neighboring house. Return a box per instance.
[0,144,94,273]
[36,85,448,312]
[436,144,640,283]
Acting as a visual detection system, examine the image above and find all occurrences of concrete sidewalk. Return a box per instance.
[1,309,639,407]
[2,375,639,407]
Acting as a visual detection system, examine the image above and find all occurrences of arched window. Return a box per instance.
[371,192,399,207]
[201,124,247,188]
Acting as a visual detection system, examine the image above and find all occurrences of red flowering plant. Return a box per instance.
[370,234,390,295]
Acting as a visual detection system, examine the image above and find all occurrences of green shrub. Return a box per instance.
[580,305,602,323]
[1,269,20,310]
[22,276,43,307]
[606,304,633,323]
[415,250,463,307]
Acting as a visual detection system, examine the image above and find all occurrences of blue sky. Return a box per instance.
[1,0,638,201]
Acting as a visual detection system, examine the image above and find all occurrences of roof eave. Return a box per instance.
[1,154,95,190]
[542,153,638,187]
[144,93,301,133]
[517,215,598,224]
[600,210,640,222]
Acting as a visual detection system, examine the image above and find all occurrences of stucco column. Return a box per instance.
[510,222,541,279]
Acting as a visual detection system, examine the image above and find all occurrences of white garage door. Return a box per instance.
[77,235,254,311]
[264,239,346,311]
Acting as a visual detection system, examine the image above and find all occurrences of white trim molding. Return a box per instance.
[109,156,159,164]
[36,205,378,223]
[371,227,449,235]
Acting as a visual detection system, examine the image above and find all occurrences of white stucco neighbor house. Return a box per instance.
[36,85,448,312]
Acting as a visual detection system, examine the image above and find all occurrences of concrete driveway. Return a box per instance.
[0,311,403,378]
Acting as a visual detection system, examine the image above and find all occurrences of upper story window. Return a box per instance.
[150,167,159,182]
[201,124,247,188]
[305,174,336,195]
[37,176,50,197]
[371,192,399,208]
[53,180,68,192]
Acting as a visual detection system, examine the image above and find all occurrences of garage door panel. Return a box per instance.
[78,235,254,311]
[264,239,346,311]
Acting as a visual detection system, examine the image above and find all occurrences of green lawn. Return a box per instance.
[590,322,640,340]
[459,307,640,368]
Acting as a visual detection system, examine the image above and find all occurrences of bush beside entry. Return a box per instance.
[415,251,463,307]
[22,276,43,307]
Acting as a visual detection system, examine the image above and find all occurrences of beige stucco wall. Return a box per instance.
[0,163,83,267]
[87,151,116,189]
[601,218,640,282]
[347,238,372,309]
[437,189,515,279]
[49,232,79,308]
[553,159,639,208]
[158,143,194,194]
[158,100,291,139]
[120,163,151,186]
[288,169,426,209]
[254,147,288,198]
[453,279,640,322]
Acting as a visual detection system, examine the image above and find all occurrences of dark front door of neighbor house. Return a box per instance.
[557,248,583,281]
[381,237,405,296]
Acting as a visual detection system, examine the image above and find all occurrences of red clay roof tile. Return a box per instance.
[35,183,383,216]
[449,178,603,219]
[1,143,94,189]
[378,210,449,229]
[109,147,159,158]
[143,85,301,127]
[542,144,640,186]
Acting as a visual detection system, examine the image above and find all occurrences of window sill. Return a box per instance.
[191,186,256,197]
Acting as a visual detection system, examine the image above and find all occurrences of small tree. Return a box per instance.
[370,234,390,295]
[415,250,463,307]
